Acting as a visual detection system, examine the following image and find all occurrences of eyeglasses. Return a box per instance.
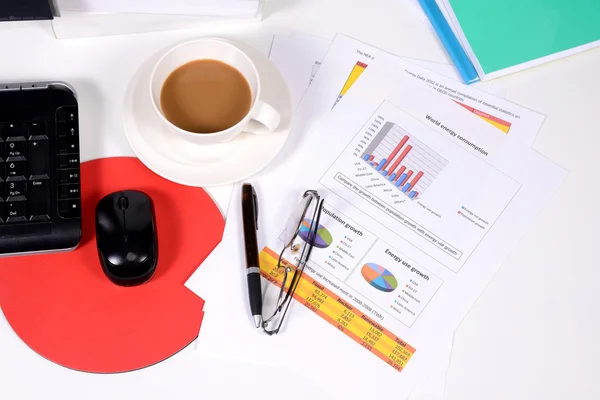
[261,190,324,335]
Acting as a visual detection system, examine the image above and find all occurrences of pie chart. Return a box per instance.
[361,263,398,292]
[298,218,333,249]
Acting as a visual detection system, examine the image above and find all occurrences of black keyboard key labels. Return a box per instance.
[7,181,26,200]
[6,200,27,223]
[6,138,27,159]
[64,126,77,139]
[58,169,80,185]
[29,138,50,179]
[56,125,77,140]
[3,123,25,138]
[27,122,46,138]
[57,107,77,123]
[58,154,79,169]
[58,199,81,219]
[58,137,79,154]
[28,180,49,221]
[58,184,80,200]
[6,159,27,181]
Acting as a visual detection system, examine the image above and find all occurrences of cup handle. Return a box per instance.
[247,100,281,135]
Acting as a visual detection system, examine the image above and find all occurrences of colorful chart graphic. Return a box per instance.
[330,60,510,133]
[454,101,511,133]
[361,263,398,293]
[333,61,368,108]
[362,122,448,199]
[298,218,333,248]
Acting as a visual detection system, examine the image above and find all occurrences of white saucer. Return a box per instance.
[123,40,292,187]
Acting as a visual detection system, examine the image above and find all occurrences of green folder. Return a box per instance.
[446,0,600,80]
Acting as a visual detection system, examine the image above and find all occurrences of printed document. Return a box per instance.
[186,59,566,400]
[267,33,512,398]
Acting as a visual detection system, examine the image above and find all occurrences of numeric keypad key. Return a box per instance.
[28,137,50,179]
[6,199,26,223]
[6,159,27,181]
[6,181,26,201]
[6,138,26,159]
[28,179,49,222]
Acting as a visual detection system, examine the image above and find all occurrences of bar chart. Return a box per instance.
[361,122,448,199]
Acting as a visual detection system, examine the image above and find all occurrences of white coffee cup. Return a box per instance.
[149,38,281,145]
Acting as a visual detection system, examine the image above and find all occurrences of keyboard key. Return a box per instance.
[57,122,67,137]
[28,137,50,179]
[6,181,26,200]
[59,184,80,200]
[28,180,49,222]
[58,199,81,219]
[58,137,79,154]
[6,137,27,159]
[58,154,79,169]
[30,134,49,142]
[29,214,50,223]
[57,110,67,123]
[27,122,46,138]
[57,124,77,139]
[0,198,4,223]
[6,158,27,181]
[57,107,77,124]
[6,200,26,223]
[58,169,80,185]
[66,126,77,139]
[2,122,25,138]
[0,137,4,162]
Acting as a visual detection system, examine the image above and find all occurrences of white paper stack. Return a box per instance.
[50,0,263,38]
[185,33,567,400]
[53,0,262,18]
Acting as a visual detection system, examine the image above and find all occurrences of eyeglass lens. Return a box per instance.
[262,191,322,335]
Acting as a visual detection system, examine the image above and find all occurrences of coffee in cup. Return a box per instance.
[150,38,281,145]
[160,59,252,134]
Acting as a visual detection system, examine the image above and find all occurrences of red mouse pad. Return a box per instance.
[0,157,224,373]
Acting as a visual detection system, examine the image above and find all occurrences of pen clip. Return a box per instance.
[252,185,259,230]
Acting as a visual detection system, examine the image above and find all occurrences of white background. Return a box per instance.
[0,0,598,399]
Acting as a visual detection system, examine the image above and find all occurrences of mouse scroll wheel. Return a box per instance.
[118,196,129,210]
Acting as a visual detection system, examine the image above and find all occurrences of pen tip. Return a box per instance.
[253,315,262,328]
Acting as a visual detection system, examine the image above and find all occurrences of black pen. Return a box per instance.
[241,183,263,328]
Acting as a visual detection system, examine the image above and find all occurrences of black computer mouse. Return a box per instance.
[95,190,158,286]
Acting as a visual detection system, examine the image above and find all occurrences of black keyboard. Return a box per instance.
[0,83,82,256]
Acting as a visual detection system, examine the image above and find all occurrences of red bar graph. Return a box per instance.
[388,145,413,177]
[400,170,414,186]
[381,135,409,172]
[361,122,449,199]
[394,166,406,181]
[407,171,424,191]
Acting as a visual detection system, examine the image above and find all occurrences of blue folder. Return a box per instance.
[418,0,480,84]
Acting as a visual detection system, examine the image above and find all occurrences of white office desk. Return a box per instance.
[0,1,598,399]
